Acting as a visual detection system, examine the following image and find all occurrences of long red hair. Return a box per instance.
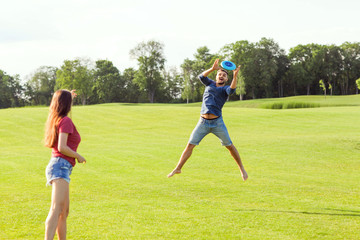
[44,90,73,148]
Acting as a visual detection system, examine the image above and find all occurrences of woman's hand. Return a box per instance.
[70,89,77,99]
[77,155,86,164]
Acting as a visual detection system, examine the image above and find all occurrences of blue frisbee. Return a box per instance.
[221,61,236,71]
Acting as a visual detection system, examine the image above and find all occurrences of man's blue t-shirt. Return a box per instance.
[199,74,236,117]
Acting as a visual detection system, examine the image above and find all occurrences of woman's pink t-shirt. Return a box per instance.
[51,116,81,166]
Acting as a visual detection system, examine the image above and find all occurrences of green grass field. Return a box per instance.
[1,95,360,239]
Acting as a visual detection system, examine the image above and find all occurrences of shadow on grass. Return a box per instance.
[235,208,360,217]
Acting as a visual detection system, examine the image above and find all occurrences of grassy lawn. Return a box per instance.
[0,96,359,239]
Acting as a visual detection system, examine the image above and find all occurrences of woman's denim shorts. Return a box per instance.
[188,116,232,146]
[46,157,73,186]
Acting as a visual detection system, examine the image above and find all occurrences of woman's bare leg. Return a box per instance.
[56,182,69,240]
[45,179,69,240]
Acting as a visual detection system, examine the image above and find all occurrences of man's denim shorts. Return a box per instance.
[188,116,233,146]
[45,157,73,186]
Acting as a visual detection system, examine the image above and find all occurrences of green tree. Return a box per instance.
[275,54,290,97]
[222,39,284,99]
[0,70,24,108]
[9,75,24,107]
[242,46,261,99]
[220,40,252,99]
[286,63,306,96]
[180,46,215,102]
[162,67,182,102]
[340,42,360,94]
[356,78,360,94]
[181,46,214,103]
[236,71,246,100]
[193,47,216,98]
[221,40,252,65]
[94,60,124,103]
[122,68,142,103]
[319,79,326,98]
[289,44,324,95]
[256,38,283,98]
[24,66,57,105]
[193,46,214,75]
[289,45,311,95]
[329,83,333,95]
[241,38,282,98]
[56,58,95,105]
[321,45,343,95]
[0,70,12,108]
[180,58,196,103]
[130,40,166,103]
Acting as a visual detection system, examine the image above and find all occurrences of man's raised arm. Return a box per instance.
[202,58,220,77]
[230,65,241,89]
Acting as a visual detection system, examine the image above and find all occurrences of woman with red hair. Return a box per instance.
[44,89,86,240]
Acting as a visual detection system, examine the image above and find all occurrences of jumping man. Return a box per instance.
[167,59,248,181]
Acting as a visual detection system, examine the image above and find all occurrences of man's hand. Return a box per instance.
[233,65,241,76]
[211,59,220,71]
[203,59,220,77]
[230,65,241,89]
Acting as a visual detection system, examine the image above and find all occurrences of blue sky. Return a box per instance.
[1,0,359,79]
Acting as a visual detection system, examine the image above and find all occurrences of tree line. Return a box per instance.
[1,38,360,109]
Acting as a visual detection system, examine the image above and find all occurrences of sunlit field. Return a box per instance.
[1,95,359,239]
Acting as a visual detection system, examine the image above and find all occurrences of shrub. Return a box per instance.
[260,101,320,109]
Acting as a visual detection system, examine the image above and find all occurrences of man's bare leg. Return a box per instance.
[168,143,196,178]
[226,144,248,181]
